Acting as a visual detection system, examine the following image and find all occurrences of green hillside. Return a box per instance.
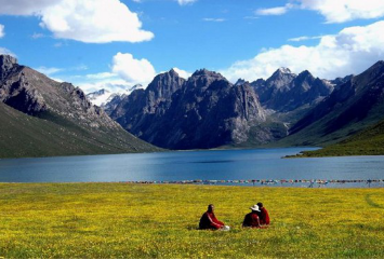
[0,103,160,159]
[288,118,384,157]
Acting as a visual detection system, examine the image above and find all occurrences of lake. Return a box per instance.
[0,148,383,187]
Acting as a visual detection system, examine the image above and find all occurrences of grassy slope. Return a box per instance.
[0,103,160,159]
[0,183,383,259]
[288,118,384,157]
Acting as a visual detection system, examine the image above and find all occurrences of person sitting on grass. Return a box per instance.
[242,204,264,228]
[199,204,229,231]
[257,202,270,225]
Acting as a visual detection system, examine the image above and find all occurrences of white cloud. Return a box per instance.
[203,18,226,22]
[78,78,132,94]
[112,52,156,86]
[222,20,384,82]
[0,0,154,43]
[31,33,45,39]
[300,0,384,23]
[172,67,191,79]
[256,0,384,23]
[177,0,197,6]
[85,72,116,80]
[0,24,4,38]
[0,47,14,56]
[0,0,53,15]
[288,35,324,42]
[35,66,63,76]
[255,4,294,16]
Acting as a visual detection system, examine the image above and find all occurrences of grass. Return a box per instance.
[0,183,383,258]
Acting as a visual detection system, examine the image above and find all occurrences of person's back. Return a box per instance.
[257,202,270,225]
[242,205,262,228]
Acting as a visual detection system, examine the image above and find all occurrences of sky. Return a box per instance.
[1,0,384,94]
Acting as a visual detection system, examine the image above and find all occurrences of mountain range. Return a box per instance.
[107,66,333,150]
[2,53,384,158]
[0,55,159,158]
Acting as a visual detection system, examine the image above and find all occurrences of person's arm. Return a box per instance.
[207,213,223,229]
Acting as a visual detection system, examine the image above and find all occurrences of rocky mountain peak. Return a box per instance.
[277,67,292,74]
[0,55,18,69]
[188,69,227,90]
[296,70,315,82]
[191,69,224,79]
[0,55,19,81]
[266,67,294,81]
[367,60,384,76]
[145,68,185,101]
[168,68,179,76]
[235,78,247,86]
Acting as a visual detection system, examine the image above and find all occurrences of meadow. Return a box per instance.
[0,183,383,259]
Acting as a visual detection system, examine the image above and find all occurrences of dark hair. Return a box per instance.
[208,204,214,210]
[257,202,263,208]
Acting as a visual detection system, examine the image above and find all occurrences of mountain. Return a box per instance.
[108,66,338,150]
[288,118,384,157]
[86,84,143,107]
[0,55,159,158]
[110,69,272,149]
[251,68,333,112]
[86,89,113,106]
[281,60,384,147]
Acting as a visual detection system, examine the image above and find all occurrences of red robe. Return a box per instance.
[259,207,270,225]
[199,211,225,230]
[242,212,261,228]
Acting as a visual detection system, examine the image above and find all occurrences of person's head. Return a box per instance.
[250,204,260,212]
[207,204,215,212]
[257,202,264,209]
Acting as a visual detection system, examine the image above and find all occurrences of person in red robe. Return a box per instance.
[242,204,263,228]
[257,202,270,225]
[199,204,225,230]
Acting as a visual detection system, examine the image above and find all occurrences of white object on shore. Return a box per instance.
[220,225,231,231]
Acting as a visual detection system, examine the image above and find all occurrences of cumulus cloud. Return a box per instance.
[76,54,191,94]
[0,0,154,43]
[255,4,294,16]
[78,78,132,94]
[177,0,197,6]
[256,0,384,23]
[172,67,192,79]
[222,20,384,82]
[112,52,156,86]
[0,24,4,38]
[300,0,384,23]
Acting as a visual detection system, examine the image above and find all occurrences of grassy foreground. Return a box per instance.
[0,183,383,259]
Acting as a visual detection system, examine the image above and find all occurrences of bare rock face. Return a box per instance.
[111,69,268,149]
[0,55,122,131]
[0,55,18,81]
[290,60,384,138]
[251,68,333,112]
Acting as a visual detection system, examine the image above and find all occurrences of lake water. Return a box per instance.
[0,148,384,187]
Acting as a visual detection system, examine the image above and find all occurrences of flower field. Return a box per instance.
[0,183,383,258]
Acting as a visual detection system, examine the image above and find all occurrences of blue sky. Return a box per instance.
[1,0,384,93]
